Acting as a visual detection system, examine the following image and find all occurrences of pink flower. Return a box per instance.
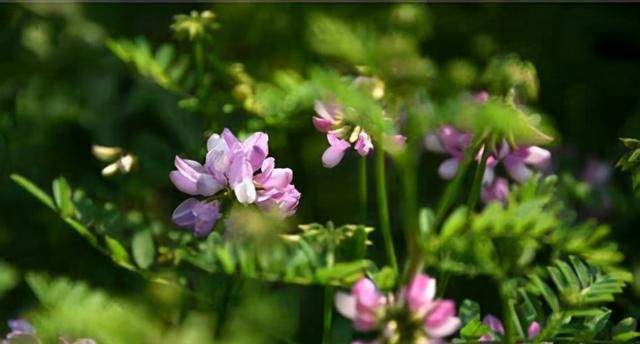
[479,314,542,342]
[335,278,387,331]
[404,274,461,339]
[313,100,342,132]
[481,177,510,204]
[254,158,301,215]
[313,98,382,168]
[337,275,460,342]
[424,126,472,179]
[171,198,221,237]
[170,128,300,237]
[355,131,374,156]
[169,156,225,196]
[502,146,551,183]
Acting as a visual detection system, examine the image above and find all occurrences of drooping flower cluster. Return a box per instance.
[479,314,542,342]
[313,100,374,168]
[424,92,551,204]
[1,320,95,344]
[170,128,301,237]
[335,274,460,344]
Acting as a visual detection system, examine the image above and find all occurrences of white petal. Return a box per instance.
[425,134,445,153]
[426,317,461,338]
[234,179,257,205]
[334,292,356,320]
[438,158,460,180]
[524,146,551,168]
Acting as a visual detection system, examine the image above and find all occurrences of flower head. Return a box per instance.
[479,314,542,342]
[2,319,38,344]
[336,274,460,343]
[170,128,300,237]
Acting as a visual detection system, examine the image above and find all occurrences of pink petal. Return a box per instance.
[481,177,510,204]
[314,100,336,121]
[355,131,373,156]
[482,314,505,335]
[170,171,198,195]
[262,168,293,189]
[426,316,461,338]
[242,132,269,171]
[405,274,436,317]
[322,145,348,168]
[527,321,541,339]
[206,135,231,172]
[524,146,551,169]
[504,155,532,183]
[313,116,334,132]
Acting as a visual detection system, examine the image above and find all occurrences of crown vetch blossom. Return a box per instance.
[479,314,541,342]
[424,92,551,204]
[170,128,300,237]
[2,319,36,343]
[335,274,460,343]
[314,100,375,168]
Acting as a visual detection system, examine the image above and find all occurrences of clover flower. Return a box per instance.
[479,314,542,342]
[170,128,300,237]
[335,274,460,344]
[2,319,37,344]
[1,319,96,344]
[425,92,551,204]
[314,100,375,168]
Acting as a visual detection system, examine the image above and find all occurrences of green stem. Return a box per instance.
[322,286,334,344]
[500,282,516,344]
[359,156,368,223]
[434,141,482,228]
[322,248,335,344]
[466,141,490,212]
[375,146,398,275]
[400,153,423,283]
[214,277,235,339]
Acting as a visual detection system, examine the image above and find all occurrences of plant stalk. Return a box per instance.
[500,282,516,344]
[359,156,368,223]
[375,146,398,275]
[466,141,490,212]
[322,286,334,344]
[434,141,482,229]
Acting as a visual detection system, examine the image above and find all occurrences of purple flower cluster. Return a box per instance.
[424,93,551,204]
[479,314,542,342]
[1,320,95,344]
[313,100,374,168]
[335,274,460,344]
[170,128,301,237]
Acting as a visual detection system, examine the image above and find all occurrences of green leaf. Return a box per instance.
[453,97,553,146]
[460,318,491,339]
[0,260,19,298]
[52,176,74,217]
[440,206,468,239]
[458,299,481,324]
[10,174,55,210]
[372,266,396,291]
[613,318,640,342]
[64,218,99,248]
[620,137,640,149]
[132,230,155,269]
[105,236,134,270]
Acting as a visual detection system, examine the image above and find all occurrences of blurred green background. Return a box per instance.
[1,3,640,343]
